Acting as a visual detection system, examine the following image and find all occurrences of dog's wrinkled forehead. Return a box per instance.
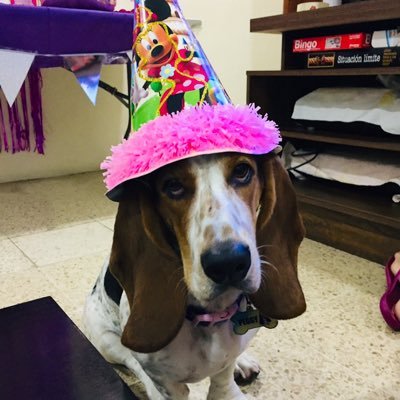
[152,153,259,203]
[151,153,262,244]
[188,154,259,215]
[189,153,261,240]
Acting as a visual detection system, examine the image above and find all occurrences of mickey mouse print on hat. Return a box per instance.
[102,0,281,200]
[131,0,231,129]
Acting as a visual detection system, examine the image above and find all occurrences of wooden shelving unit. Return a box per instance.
[251,0,400,33]
[294,178,400,262]
[247,67,400,77]
[248,0,400,264]
[281,129,400,152]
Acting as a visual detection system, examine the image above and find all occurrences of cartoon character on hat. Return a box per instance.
[136,21,210,116]
[131,0,230,130]
[102,0,281,199]
[134,0,214,116]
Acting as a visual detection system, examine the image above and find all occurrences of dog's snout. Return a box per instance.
[151,45,164,58]
[201,241,251,285]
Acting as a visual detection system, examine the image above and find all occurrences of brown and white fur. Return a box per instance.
[83,153,306,399]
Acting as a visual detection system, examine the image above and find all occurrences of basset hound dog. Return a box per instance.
[83,152,306,399]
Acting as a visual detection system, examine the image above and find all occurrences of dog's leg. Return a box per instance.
[148,377,189,400]
[87,329,166,400]
[208,363,246,400]
[234,352,260,386]
[87,328,189,399]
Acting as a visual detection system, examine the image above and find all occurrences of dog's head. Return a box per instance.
[109,153,306,353]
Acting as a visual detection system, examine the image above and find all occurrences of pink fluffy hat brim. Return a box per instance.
[101,104,281,198]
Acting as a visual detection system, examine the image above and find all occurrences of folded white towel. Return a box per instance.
[283,143,400,192]
[292,87,400,135]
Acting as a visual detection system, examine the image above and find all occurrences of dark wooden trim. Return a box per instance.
[282,129,400,152]
[251,0,400,33]
[247,67,400,77]
[293,178,400,229]
[300,203,399,265]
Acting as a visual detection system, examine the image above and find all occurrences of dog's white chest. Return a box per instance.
[132,320,254,384]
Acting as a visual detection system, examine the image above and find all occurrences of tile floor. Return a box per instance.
[0,171,398,400]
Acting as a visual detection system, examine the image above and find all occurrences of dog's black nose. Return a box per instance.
[201,241,251,285]
[151,45,164,58]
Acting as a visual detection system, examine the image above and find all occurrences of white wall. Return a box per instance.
[180,0,283,104]
[0,0,283,183]
[0,66,128,183]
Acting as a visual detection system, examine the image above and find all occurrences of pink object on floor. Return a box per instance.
[101,103,281,193]
[380,256,400,331]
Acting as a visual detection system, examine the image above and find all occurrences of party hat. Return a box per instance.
[102,0,281,200]
[131,0,230,129]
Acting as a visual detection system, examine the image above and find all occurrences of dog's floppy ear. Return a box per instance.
[109,183,187,353]
[250,155,306,319]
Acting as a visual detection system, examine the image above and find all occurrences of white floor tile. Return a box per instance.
[0,174,398,400]
[12,222,112,267]
[39,252,106,294]
[0,171,116,238]
[97,217,116,230]
[0,269,57,310]
[0,238,34,273]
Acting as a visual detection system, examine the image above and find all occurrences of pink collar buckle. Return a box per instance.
[191,301,240,327]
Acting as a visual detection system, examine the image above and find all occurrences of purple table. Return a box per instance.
[0,297,138,400]
[0,4,134,67]
[0,4,133,134]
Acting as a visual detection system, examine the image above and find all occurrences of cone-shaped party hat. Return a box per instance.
[102,0,281,200]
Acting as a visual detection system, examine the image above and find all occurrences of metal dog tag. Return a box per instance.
[232,309,262,335]
[260,315,279,330]
[232,309,278,335]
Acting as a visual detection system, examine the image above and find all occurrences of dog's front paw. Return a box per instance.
[207,384,247,400]
[234,352,260,386]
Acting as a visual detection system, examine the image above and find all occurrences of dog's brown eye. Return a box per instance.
[163,180,185,200]
[231,163,254,186]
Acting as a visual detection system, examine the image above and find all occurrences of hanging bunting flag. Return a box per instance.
[64,55,103,105]
[126,50,133,62]
[0,50,35,107]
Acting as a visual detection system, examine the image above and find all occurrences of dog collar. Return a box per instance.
[186,296,278,333]
[186,295,244,327]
